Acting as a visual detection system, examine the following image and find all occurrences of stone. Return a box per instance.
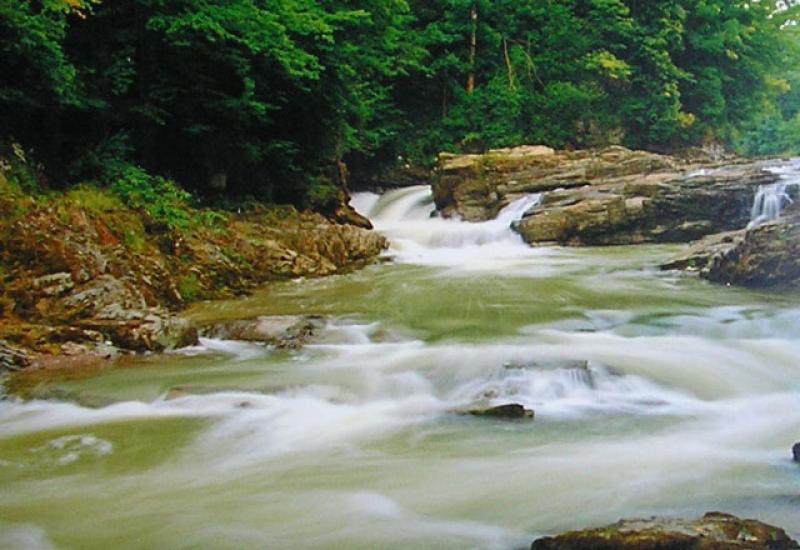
[201,315,324,349]
[793,442,800,463]
[531,512,799,550]
[465,403,535,420]
[514,163,775,246]
[31,272,74,297]
[0,340,31,372]
[80,309,198,352]
[660,230,745,272]
[702,210,800,288]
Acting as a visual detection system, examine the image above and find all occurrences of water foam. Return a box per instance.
[351,186,550,270]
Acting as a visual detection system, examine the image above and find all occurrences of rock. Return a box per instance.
[793,442,800,463]
[0,340,31,372]
[701,210,800,288]
[531,512,799,550]
[514,163,775,246]
[660,230,745,272]
[201,315,325,349]
[352,164,432,191]
[31,272,74,297]
[465,403,535,420]
[433,145,677,222]
[80,309,198,352]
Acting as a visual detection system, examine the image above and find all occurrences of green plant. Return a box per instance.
[108,163,194,231]
[176,273,202,301]
[65,185,123,214]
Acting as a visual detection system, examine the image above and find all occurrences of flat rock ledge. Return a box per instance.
[433,145,777,246]
[531,512,799,550]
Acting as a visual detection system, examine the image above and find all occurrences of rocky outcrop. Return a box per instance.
[433,145,777,246]
[702,211,800,288]
[515,163,775,246]
[660,231,746,273]
[434,146,678,222]
[201,315,325,349]
[660,202,800,288]
[531,512,799,550]
[0,170,387,358]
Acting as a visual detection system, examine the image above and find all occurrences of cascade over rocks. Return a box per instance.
[531,512,799,550]
[433,146,776,246]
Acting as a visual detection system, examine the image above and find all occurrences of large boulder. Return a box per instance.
[702,210,800,288]
[433,146,677,222]
[531,512,799,550]
[514,163,776,246]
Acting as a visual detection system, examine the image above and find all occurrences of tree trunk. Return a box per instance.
[467,4,477,94]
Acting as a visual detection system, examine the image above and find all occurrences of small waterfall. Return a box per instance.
[747,183,793,229]
[351,186,544,268]
[747,160,800,229]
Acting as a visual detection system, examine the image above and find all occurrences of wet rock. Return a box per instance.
[80,309,198,352]
[660,230,745,272]
[531,512,799,550]
[352,164,432,191]
[0,340,31,372]
[793,442,800,463]
[701,210,800,288]
[514,163,774,246]
[465,403,534,420]
[202,315,324,349]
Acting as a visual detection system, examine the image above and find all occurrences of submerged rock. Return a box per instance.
[531,512,799,550]
[464,403,535,420]
[201,315,325,349]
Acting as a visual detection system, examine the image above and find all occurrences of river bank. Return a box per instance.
[0,156,387,370]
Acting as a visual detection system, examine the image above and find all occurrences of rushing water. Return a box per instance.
[2,186,800,549]
[748,159,800,229]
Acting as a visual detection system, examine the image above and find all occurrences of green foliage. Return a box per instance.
[64,184,123,213]
[1,0,799,204]
[107,163,194,231]
[176,273,202,301]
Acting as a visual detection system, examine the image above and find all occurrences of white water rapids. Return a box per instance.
[2,185,800,549]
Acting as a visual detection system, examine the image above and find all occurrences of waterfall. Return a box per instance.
[747,160,800,229]
[350,186,545,269]
[747,183,794,229]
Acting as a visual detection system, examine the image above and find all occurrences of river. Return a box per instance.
[1,185,799,549]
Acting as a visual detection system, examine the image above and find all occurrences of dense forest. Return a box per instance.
[3,0,800,209]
